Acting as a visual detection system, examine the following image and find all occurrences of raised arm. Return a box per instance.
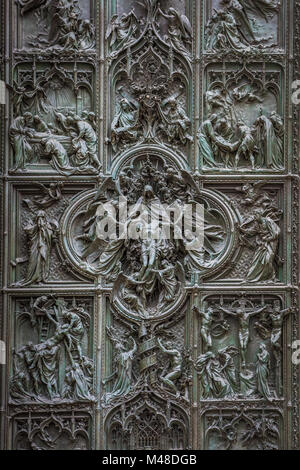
[44,309,59,326]
[251,305,267,316]
[282,307,294,318]
[129,336,137,354]
[219,306,236,317]
[126,275,146,286]
[192,305,205,317]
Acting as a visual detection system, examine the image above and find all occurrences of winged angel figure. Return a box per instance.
[157,6,192,60]
[106,1,192,61]
[75,162,227,318]
[105,9,140,56]
[207,0,280,51]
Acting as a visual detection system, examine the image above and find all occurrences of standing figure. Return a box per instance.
[62,309,85,360]
[255,343,273,401]
[193,306,214,351]
[11,341,40,398]
[111,92,140,151]
[268,303,293,364]
[269,111,284,166]
[17,210,59,286]
[152,259,178,304]
[157,338,182,396]
[119,272,147,318]
[30,338,61,399]
[103,327,137,403]
[254,113,283,170]
[160,94,192,145]
[9,116,34,170]
[72,115,101,170]
[240,211,281,282]
[198,114,220,167]
[10,351,32,400]
[157,7,192,60]
[235,121,256,169]
[219,300,267,368]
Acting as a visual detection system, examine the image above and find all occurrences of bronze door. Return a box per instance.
[0,0,299,450]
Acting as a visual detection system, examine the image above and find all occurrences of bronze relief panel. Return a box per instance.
[0,0,299,451]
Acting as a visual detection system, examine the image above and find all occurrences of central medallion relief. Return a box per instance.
[60,153,239,321]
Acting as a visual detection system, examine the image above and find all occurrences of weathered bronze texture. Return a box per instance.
[0,0,299,450]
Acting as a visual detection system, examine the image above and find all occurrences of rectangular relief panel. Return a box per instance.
[201,407,283,450]
[201,63,285,172]
[203,181,287,284]
[9,62,98,175]
[8,182,95,286]
[204,0,285,52]
[194,292,292,402]
[7,294,96,450]
[13,0,96,53]
[101,298,192,450]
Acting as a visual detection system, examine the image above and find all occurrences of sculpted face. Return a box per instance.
[144,185,154,199]
[120,99,130,111]
[24,113,33,125]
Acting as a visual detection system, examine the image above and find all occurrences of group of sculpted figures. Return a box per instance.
[199,87,284,170]
[193,299,294,401]
[11,294,290,406]
[9,0,288,415]
[10,297,94,402]
[106,1,192,60]
[110,85,192,151]
[102,325,188,404]
[100,295,292,405]
[76,159,227,317]
[10,108,100,174]
[18,0,95,51]
[11,174,282,294]
[206,0,280,52]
